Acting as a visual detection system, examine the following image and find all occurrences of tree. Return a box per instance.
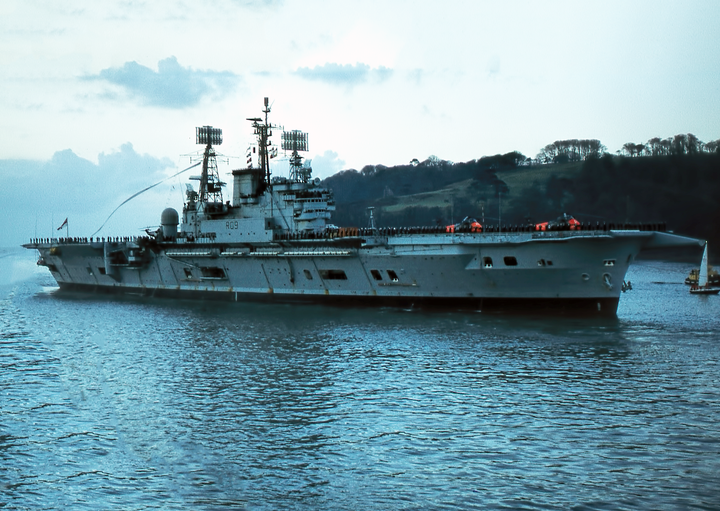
[621,142,645,157]
[536,143,558,164]
[501,151,527,168]
[671,134,688,155]
[426,155,442,166]
[360,165,376,177]
[583,139,606,159]
[647,137,664,156]
[537,139,606,163]
[660,138,672,155]
[705,139,720,153]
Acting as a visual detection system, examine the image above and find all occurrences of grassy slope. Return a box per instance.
[381,179,478,212]
[373,162,582,216]
[495,162,583,195]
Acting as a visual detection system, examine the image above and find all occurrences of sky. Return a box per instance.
[2,0,720,246]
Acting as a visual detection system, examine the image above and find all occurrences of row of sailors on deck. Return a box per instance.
[30,236,141,244]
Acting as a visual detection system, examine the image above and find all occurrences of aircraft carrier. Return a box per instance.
[24,98,701,313]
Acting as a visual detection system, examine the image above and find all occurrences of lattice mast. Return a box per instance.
[282,130,310,182]
[196,126,224,204]
[246,97,279,187]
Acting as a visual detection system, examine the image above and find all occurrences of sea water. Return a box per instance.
[1,247,719,510]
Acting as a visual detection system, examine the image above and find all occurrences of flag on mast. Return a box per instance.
[57,218,68,230]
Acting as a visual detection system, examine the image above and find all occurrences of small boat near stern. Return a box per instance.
[690,242,720,295]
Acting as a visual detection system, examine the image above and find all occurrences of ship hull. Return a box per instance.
[52,281,621,313]
[26,229,700,315]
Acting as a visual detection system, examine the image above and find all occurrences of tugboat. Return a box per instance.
[24,98,703,313]
[685,267,720,286]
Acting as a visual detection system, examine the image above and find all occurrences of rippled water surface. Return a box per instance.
[2,248,720,510]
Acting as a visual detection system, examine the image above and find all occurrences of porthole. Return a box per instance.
[582,273,590,281]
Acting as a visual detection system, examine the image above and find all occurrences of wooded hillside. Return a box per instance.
[321,136,720,258]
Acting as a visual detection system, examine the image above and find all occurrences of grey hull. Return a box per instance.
[26,228,701,315]
[54,281,621,314]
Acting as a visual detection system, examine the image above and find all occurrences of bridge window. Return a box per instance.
[304,269,313,280]
[504,256,518,266]
[387,270,399,282]
[370,269,382,280]
[184,268,193,278]
[483,257,493,268]
[603,259,616,266]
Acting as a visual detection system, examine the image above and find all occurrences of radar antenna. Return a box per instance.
[194,126,225,206]
[282,129,311,183]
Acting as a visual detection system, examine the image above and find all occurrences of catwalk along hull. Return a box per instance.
[24,228,700,314]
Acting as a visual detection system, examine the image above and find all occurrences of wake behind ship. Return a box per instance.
[24,99,701,314]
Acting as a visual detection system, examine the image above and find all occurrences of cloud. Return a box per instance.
[97,142,174,177]
[294,63,393,86]
[85,56,239,108]
[311,150,346,179]
[0,144,176,246]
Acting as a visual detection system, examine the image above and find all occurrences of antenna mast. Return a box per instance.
[247,97,280,187]
[195,126,224,205]
[282,129,310,182]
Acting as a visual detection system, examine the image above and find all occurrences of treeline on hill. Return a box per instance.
[323,133,720,256]
[507,134,720,251]
[505,152,720,248]
[536,133,720,163]
[619,133,720,158]
[536,139,607,164]
[324,153,520,227]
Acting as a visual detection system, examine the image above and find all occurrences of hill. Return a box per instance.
[323,153,520,227]
[321,152,720,258]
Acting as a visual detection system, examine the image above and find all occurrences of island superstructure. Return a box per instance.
[24,98,702,313]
